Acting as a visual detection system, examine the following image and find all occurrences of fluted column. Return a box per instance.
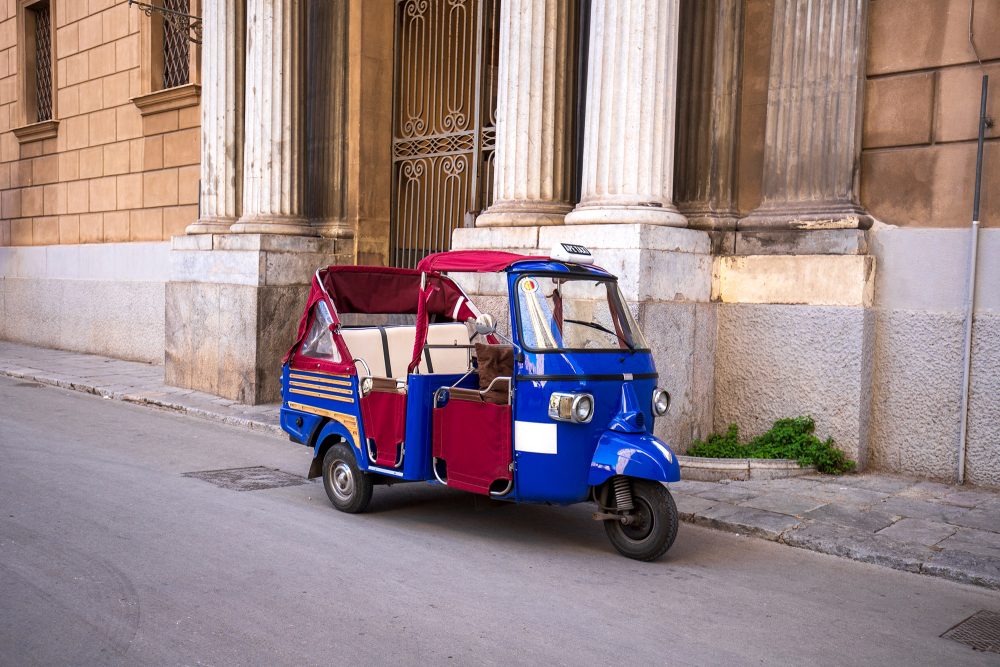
[305,0,349,237]
[187,0,245,234]
[230,0,313,235]
[477,0,575,227]
[740,0,871,230]
[674,0,743,231]
[565,0,686,226]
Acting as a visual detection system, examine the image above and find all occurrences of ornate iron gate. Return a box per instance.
[391,0,500,268]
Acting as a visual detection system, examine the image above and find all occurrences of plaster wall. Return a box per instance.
[868,225,1000,487]
[0,242,169,363]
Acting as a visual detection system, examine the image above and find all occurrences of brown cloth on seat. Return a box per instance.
[475,342,514,405]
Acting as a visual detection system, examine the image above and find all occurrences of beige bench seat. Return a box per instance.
[340,323,472,380]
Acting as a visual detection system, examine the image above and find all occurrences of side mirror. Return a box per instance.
[473,313,497,336]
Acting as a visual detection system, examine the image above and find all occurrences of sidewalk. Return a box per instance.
[2,340,999,590]
[0,340,281,435]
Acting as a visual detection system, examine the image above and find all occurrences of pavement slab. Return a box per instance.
[738,493,827,517]
[802,503,898,534]
[876,518,959,547]
[783,521,932,574]
[939,529,1000,560]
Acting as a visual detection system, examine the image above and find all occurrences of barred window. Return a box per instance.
[162,0,190,88]
[31,1,51,122]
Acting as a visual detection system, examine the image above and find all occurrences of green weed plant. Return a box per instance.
[686,416,855,475]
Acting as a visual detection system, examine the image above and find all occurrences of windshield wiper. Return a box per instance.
[563,318,634,350]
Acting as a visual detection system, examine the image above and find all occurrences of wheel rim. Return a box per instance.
[329,459,355,502]
[619,497,655,542]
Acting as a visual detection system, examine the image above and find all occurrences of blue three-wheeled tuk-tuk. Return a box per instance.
[280,244,681,560]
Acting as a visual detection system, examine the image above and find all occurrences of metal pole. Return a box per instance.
[957,74,989,485]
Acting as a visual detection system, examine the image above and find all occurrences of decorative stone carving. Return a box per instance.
[188,0,244,234]
[740,0,872,231]
[477,0,576,227]
[230,0,314,235]
[565,0,687,226]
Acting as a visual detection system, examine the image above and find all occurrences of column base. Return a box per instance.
[739,202,873,231]
[476,202,572,227]
[311,218,355,238]
[165,233,351,404]
[186,216,237,235]
[564,204,688,227]
[230,215,319,236]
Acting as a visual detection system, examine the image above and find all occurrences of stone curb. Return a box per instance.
[0,368,285,437]
[676,501,1000,591]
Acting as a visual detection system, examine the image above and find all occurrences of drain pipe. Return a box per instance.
[957,75,989,485]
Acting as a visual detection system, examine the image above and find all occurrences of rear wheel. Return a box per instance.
[604,479,678,561]
[322,443,373,513]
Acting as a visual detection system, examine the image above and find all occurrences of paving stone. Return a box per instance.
[692,485,760,503]
[830,474,916,494]
[937,490,996,509]
[938,528,1000,560]
[693,503,801,540]
[922,549,1000,591]
[673,492,717,517]
[876,518,957,547]
[800,484,889,507]
[738,493,826,517]
[783,521,931,573]
[802,503,898,534]
[896,481,955,500]
[873,497,954,523]
[670,480,723,495]
[941,507,1000,533]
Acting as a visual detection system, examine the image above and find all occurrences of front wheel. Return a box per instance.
[604,479,678,561]
[322,443,373,513]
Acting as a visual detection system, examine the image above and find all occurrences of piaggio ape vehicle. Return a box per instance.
[280,244,681,560]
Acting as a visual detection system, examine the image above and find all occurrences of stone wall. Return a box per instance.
[0,0,201,248]
[862,0,999,229]
[0,241,168,362]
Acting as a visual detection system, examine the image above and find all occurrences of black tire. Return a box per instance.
[604,479,678,561]
[322,443,373,513]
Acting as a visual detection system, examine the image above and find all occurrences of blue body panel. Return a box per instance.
[588,431,681,486]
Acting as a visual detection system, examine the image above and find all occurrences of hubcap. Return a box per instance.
[619,497,655,541]
[329,460,355,501]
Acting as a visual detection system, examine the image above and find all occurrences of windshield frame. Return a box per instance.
[511,272,650,354]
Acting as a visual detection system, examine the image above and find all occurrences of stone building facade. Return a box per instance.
[0,0,997,486]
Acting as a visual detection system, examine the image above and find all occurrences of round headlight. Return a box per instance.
[652,388,670,416]
[572,394,594,423]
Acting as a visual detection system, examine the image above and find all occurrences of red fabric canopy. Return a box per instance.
[283,265,481,374]
[416,250,547,274]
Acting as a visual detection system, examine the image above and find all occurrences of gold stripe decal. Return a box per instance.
[288,372,353,387]
[289,370,353,383]
[287,401,361,449]
[288,380,354,395]
[288,388,355,403]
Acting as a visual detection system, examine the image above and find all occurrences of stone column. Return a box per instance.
[674,0,743,232]
[230,0,314,235]
[740,0,871,231]
[187,0,245,234]
[565,0,686,226]
[477,0,576,227]
[305,0,350,237]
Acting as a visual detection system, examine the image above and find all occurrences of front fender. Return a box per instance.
[588,431,681,486]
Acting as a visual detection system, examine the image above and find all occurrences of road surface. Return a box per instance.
[1,375,998,665]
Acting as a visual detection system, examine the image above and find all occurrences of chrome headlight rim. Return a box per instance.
[548,392,595,424]
[652,387,670,416]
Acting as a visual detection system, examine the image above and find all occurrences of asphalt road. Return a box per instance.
[1,375,999,666]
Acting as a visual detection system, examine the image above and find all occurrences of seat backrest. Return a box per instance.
[341,323,473,380]
[340,327,391,378]
[419,323,472,375]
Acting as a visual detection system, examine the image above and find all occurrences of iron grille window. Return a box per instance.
[162,0,190,89]
[32,1,52,122]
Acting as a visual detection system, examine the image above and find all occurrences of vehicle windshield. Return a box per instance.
[515,275,648,352]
